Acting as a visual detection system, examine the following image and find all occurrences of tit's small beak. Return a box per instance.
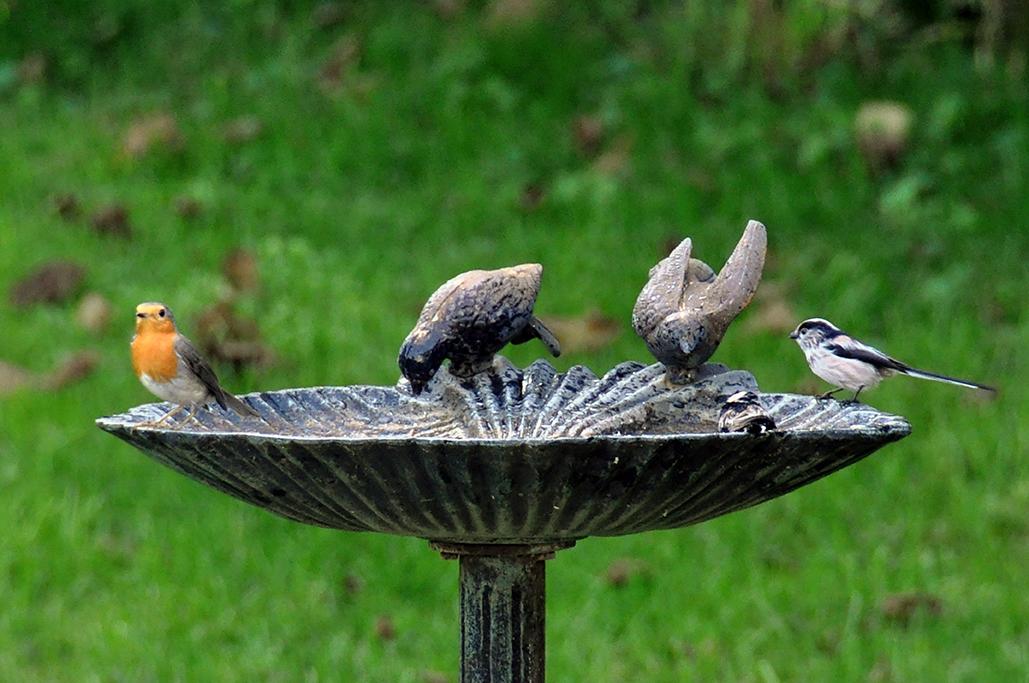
[788,331,798,340]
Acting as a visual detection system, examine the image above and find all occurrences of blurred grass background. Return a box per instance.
[1,1,1026,681]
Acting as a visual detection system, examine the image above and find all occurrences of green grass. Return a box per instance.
[1,2,1027,681]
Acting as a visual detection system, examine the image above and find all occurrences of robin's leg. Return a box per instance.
[848,386,865,404]
[183,403,202,424]
[817,388,842,400]
[145,404,184,428]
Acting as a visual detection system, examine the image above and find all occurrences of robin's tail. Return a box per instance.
[218,390,261,418]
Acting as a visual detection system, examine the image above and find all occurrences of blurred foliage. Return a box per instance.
[0,1,1026,681]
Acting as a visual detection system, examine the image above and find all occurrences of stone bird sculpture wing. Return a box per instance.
[632,220,767,383]
[399,264,560,395]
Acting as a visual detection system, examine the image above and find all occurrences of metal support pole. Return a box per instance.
[431,542,575,683]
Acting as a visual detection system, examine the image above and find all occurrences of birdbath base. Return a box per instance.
[431,541,577,683]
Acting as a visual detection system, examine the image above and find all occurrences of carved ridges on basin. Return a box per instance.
[96,359,911,543]
[96,418,909,542]
[104,359,899,440]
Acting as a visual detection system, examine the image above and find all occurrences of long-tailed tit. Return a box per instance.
[789,318,995,401]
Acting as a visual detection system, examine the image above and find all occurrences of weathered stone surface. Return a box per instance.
[97,358,909,544]
[399,264,560,394]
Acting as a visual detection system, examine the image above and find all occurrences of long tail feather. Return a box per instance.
[902,368,995,392]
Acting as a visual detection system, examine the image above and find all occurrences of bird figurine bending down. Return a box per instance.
[131,302,259,426]
[399,264,561,395]
[789,317,995,402]
[718,391,776,434]
[633,220,767,384]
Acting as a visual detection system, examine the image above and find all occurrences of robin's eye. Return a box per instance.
[158,309,166,317]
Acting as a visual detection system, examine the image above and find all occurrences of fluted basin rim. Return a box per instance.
[95,369,912,541]
[96,389,911,444]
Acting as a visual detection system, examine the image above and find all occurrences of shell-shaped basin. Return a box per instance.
[96,360,910,543]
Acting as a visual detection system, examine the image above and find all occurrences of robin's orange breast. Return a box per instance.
[131,331,179,382]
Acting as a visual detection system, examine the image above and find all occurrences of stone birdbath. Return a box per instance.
[96,222,911,682]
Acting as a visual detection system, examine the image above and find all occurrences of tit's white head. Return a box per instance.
[789,318,842,352]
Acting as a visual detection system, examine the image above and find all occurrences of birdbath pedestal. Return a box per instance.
[431,541,572,683]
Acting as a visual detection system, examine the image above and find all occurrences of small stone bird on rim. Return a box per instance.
[718,390,777,434]
[131,302,259,426]
[790,317,995,402]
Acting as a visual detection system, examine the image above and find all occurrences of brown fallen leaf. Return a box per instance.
[760,545,799,572]
[53,193,81,221]
[122,112,183,160]
[539,310,620,354]
[867,658,894,683]
[173,195,203,220]
[593,133,634,176]
[684,167,716,193]
[318,34,363,92]
[430,0,465,20]
[10,261,86,308]
[42,351,100,391]
[342,573,364,596]
[960,387,999,406]
[223,115,263,144]
[195,301,275,371]
[18,53,48,85]
[486,0,543,29]
[76,292,113,334]
[90,204,132,238]
[374,615,397,641]
[519,182,546,212]
[855,101,913,171]
[670,639,696,661]
[312,1,347,29]
[880,592,943,627]
[604,557,648,587]
[196,302,261,341]
[96,531,138,564]
[92,13,125,48]
[215,340,275,368]
[743,281,798,335]
[0,361,34,398]
[222,248,260,292]
[572,114,605,158]
[815,628,840,656]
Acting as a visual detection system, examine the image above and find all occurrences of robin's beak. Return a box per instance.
[136,312,146,319]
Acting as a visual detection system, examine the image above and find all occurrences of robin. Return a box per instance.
[131,302,258,426]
